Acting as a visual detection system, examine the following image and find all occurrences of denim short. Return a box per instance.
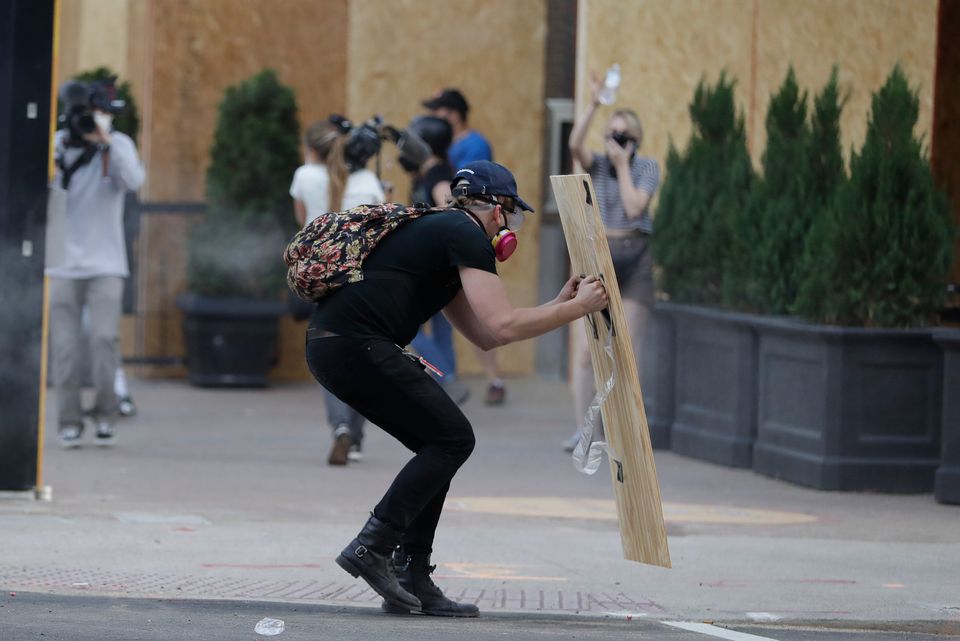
[608,232,654,306]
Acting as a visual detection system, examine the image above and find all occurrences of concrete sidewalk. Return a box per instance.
[2,377,959,637]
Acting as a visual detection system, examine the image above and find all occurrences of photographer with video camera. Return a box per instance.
[48,77,144,448]
[564,71,660,452]
[290,115,387,465]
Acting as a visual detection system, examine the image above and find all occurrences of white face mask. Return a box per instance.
[94,112,114,132]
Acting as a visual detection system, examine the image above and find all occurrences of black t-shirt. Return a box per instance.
[310,210,497,345]
[410,162,454,207]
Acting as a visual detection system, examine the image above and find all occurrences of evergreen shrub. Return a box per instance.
[187,69,301,299]
[794,65,954,326]
[726,67,847,314]
[653,72,753,305]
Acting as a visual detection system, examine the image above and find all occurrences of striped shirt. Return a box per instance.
[589,152,659,235]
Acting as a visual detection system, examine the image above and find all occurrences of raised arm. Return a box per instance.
[107,133,145,192]
[568,72,604,172]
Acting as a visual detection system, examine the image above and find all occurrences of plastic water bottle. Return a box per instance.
[598,64,621,105]
[254,617,285,636]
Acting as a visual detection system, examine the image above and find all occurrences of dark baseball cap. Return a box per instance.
[451,160,534,213]
[422,88,469,116]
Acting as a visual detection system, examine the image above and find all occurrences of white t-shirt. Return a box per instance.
[289,164,385,225]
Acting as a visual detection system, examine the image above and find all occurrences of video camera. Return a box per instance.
[58,78,125,143]
[344,115,431,174]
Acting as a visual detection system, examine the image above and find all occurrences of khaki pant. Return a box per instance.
[51,276,123,427]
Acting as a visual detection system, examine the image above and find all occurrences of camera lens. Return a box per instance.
[76,113,97,134]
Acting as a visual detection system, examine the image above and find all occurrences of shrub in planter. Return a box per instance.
[187,69,300,299]
[794,65,953,327]
[654,72,753,306]
[726,68,836,314]
[179,69,301,386]
[653,73,757,467]
[753,65,955,491]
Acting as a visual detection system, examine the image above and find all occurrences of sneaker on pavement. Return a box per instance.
[347,443,364,463]
[95,421,117,447]
[328,425,352,466]
[484,381,506,406]
[118,395,137,418]
[59,424,84,449]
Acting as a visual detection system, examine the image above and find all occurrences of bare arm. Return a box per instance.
[452,268,607,349]
[568,72,604,172]
[293,198,307,227]
[443,290,500,351]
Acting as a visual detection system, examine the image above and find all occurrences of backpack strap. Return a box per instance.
[57,144,99,190]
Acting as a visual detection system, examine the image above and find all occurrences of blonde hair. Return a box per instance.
[305,120,350,212]
[610,109,644,149]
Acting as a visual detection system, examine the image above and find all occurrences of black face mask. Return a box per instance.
[607,132,637,177]
[398,155,420,173]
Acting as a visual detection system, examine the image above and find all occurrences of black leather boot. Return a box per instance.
[381,552,480,617]
[336,515,421,610]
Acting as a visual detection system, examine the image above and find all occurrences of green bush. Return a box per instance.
[65,66,140,141]
[187,69,301,299]
[653,72,753,305]
[726,67,847,314]
[794,64,954,326]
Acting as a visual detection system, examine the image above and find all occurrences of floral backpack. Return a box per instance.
[284,203,445,302]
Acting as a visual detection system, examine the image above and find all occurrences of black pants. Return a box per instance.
[306,335,476,554]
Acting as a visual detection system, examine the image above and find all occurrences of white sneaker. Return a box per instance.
[118,396,137,418]
[94,421,117,447]
[59,424,84,449]
[347,444,363,463]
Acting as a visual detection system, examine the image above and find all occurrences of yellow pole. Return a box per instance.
[37,0,62,498]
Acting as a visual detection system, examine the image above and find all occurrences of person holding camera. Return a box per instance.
[48,79,145,448]
[290,116,386,465]
[564,73,660,452]
[423,88,508,406]
[306,160,609,617]
[401,116,471,405]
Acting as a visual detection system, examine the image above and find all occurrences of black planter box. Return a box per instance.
[663,302,758,468]
[177,294,286,388]
[641,304,675,449]
[752,318,942,492]
[934,329,960,504]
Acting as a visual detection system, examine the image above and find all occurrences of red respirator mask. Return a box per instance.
[491,207,524,262]
[492,227,518,262]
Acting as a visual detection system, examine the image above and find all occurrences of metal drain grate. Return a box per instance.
[0,565,663,614]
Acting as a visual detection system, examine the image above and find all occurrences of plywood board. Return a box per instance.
[550,173,671,568]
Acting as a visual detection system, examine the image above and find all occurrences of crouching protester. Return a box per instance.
[298,160,608,617]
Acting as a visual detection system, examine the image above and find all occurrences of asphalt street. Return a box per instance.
[2,592,958,641]
[1,377,958,640]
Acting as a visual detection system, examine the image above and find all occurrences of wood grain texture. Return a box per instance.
[550,173,670,568]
